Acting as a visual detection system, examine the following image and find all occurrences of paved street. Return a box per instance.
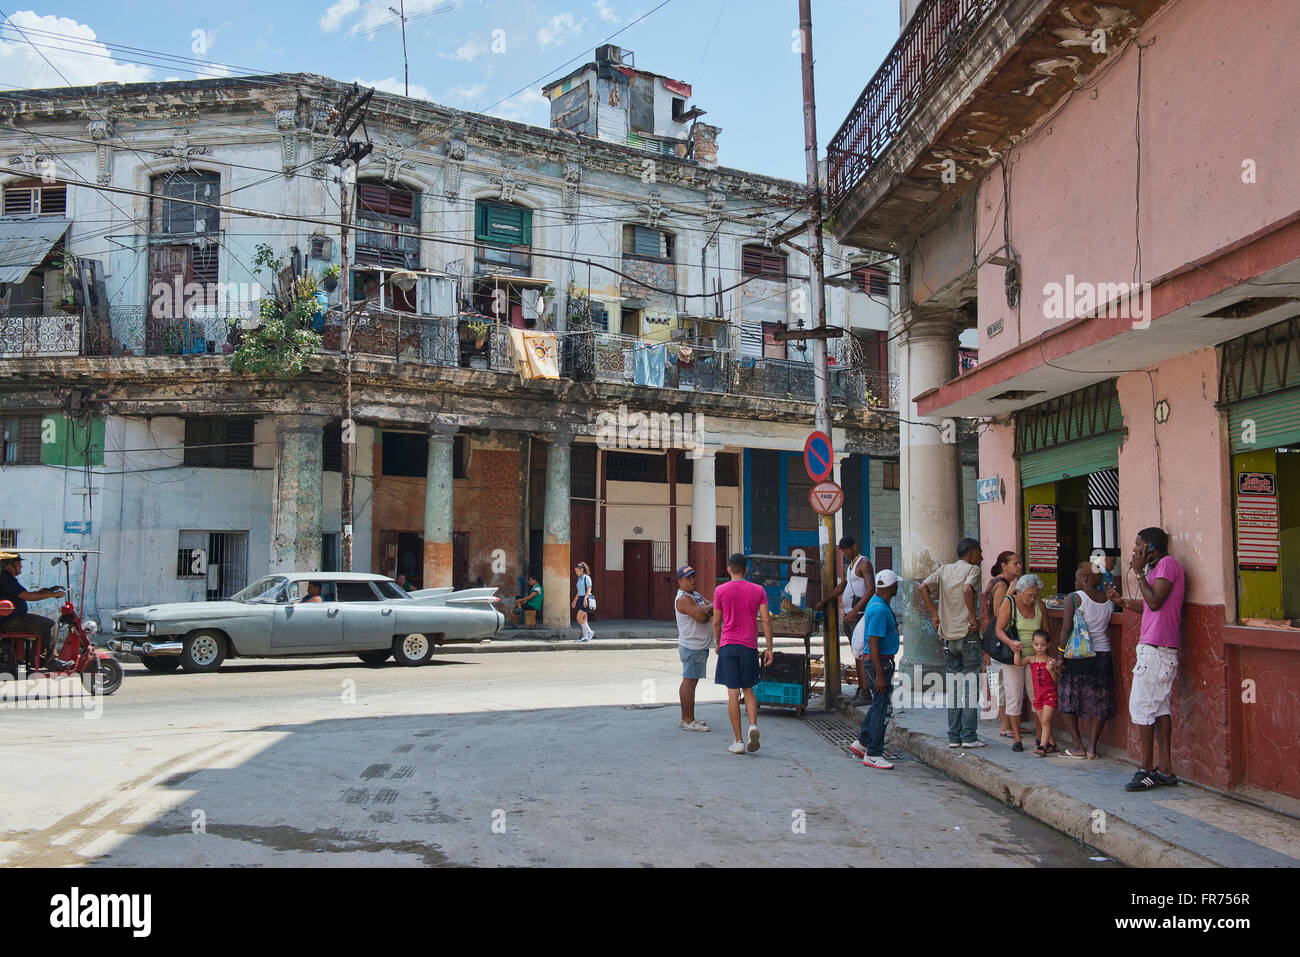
[0,648,1114,867]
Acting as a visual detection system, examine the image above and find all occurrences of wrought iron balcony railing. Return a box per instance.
[0,314,83,358]
[827,0,998,208]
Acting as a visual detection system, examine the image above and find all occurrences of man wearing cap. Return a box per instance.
[819,537,875,706]
[849,570,901,769]
[0,553,71,671]
[674,565,713,732]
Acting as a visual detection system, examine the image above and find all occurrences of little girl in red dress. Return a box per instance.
[1015,628,1060,756]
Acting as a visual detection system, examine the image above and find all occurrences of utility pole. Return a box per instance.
[798,0,841,707]
[328,84,375,572]
[389,3,410,97]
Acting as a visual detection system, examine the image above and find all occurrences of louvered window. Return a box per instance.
[2,180,66,217]
[356,181,420,270]
[623,225,673,261]
[852,265,889,297]
[475,201,531,247]
[183,418,255,469]
[742,245,786,280]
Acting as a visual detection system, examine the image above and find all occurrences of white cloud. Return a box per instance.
[486,88,548,123]
[442,83,486,105]
[594,0,621,24]
[0,12,153,88]
[536,12,586,49]
[319,0,361,32]
[360,76,434,101]
[440,36,484,62]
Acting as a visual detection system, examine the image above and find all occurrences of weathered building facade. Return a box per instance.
[0,65,973,629]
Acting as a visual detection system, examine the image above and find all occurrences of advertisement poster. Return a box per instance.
[1027,503,1058,571]
[1237,472,1279,571]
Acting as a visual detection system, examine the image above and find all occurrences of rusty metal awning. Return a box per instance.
[0,217,69,284]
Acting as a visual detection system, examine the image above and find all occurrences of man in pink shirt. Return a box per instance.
[712,553,774,755]
[1107,526,1185,792]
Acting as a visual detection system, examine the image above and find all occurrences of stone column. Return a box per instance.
[270,416,325,574]
[541,433,572,628]
[423,425,456,588]
[897,313,963,678]
[690,446,718,600]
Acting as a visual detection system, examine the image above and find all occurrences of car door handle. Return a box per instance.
[381,607,393,616]
[327,608,340,617]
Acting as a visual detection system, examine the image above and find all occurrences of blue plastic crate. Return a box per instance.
[754,681,804,706]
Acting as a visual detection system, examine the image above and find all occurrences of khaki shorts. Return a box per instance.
[1128,643,1179,725]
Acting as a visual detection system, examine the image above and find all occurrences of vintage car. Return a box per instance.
[106,572,504,673]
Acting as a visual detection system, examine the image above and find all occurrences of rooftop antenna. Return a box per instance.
[389,2,409,96]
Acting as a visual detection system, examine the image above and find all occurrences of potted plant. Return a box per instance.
[466,319,490,349]
[321,264,340,293]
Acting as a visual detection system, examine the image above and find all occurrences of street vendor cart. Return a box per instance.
[745,553,819,717]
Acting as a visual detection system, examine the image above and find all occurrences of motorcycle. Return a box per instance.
[0,549,122,695]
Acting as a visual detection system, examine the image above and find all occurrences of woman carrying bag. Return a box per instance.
[994,574,1048,752]
[1058,562,1118,758]
[572,562,596,642]
[980,551,1024,738]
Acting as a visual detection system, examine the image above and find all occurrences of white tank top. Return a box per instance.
[1075,590,1113,652]
[676,589,713,650]
[842,554,867,613]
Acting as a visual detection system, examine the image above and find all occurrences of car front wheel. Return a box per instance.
[392,633,432,666]
[179,631,226,673]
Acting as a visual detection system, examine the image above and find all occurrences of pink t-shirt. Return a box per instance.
[1139,555,1185,648]
[714,579,767,648]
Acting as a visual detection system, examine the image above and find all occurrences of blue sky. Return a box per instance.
[0,1,900,181]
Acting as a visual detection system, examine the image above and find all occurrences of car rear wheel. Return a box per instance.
[179,631,226,673]
[392,633,432,666]
[357,649,392,665]
[140,654,181,673]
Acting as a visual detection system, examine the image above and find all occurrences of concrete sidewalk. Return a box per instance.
[840,694,1300,868]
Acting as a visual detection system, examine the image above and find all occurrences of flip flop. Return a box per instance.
[1062,747,1088,758]
[999,731,1014,738]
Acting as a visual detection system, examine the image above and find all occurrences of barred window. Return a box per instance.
[1,416,43,465]
[183,418,255,469]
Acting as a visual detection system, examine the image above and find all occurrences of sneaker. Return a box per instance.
[848,740,867,758]
[948,741,962,748]
[679,720,710,732]
[746,725,760,753]
[862,754,895,770]
[848,690,870,707]
[728,740,746,755]
[961,740,987,749]
[577,634,592,643]
[1124,769,1161,792]
[1153,769,1179,787]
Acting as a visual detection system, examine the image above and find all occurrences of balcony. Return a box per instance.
[0,313,83,357]
[826,0,1170,250]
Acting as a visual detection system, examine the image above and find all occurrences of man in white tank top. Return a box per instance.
[674,565,714,731]
[819,537,875,706]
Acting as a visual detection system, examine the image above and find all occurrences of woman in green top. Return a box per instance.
[995,574,1048,752]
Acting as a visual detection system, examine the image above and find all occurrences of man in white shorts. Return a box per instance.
[1107,526,1184,792]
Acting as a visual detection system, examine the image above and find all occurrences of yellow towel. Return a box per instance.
[514,330,559,380]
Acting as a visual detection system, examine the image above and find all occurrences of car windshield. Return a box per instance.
[231,576,289,603]
[375,581,410,600]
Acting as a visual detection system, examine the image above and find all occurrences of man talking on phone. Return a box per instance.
[1106,527,1185,792]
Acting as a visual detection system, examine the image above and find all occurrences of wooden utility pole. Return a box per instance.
[797,0,841,707]
[329,84,375,572]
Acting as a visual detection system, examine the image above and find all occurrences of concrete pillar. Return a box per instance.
[690,446,718,600]
[270,415,325,574]
[423,425,456,588]
[897,313,963,678]
[541,433,572,628]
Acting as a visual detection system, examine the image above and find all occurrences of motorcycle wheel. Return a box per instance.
[82,656,124,696]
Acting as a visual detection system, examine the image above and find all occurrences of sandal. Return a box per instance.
[1033,744,1047,756]
[1044,743,1058,754]
[999,731,1014,738]
[1062,748,1088,758]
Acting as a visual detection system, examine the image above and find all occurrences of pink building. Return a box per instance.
[829,0,1300,797]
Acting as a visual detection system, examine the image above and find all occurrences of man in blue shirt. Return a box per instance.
[0,554,71,671]
[849,569,901,769]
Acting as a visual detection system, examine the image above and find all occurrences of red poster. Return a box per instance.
[1027,504,1057,571]
[1238,473,1279,571]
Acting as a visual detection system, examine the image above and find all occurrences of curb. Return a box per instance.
[833,699,1217,868]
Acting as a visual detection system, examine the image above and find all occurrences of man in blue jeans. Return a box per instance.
[919,538,985,748]
[849,570,901,769]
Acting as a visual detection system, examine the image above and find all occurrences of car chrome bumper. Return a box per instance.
[108,637,182,656]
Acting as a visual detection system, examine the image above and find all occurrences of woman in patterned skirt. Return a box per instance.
[1058,562,1118,758]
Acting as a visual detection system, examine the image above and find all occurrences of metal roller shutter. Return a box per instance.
[1228,391,1300,453]
[1018,433,1123,488]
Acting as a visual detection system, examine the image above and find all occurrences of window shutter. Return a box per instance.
[633,226,661,258]
[3,188,32,216]
[742,245,785,279]
[476,201,531,246]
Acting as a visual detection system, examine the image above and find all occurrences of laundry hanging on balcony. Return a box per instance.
[509,328,559,380]
[633,341,666,387]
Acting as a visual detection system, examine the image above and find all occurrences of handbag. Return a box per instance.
[1062,592,1096,660]
[981,596,1017,665]
[585,594,597,612]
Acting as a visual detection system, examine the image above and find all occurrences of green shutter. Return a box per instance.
[475,201,531,246]
[1019,433,1122,488]
[1228,391,1300,452]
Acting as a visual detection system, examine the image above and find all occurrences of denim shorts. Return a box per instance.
[679,645,709,679]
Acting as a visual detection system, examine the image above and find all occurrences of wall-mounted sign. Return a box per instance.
[1027,504,1057,571]
[63,521,91,535]
[1237,472,1279,571]
[977,476,1002,504]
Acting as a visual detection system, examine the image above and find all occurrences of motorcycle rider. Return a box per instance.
[0,554,74,671]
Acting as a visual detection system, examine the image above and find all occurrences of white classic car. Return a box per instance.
[106,572,504,672]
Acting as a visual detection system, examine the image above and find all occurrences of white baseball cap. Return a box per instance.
[875,569,900,587]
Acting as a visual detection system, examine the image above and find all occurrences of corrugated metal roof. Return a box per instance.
[0,217,69,284]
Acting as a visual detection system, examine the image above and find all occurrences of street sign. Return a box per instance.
[976,476,1002,504]
[809,480,844,516]
[803,431,833,482]
[63,521,91,535]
